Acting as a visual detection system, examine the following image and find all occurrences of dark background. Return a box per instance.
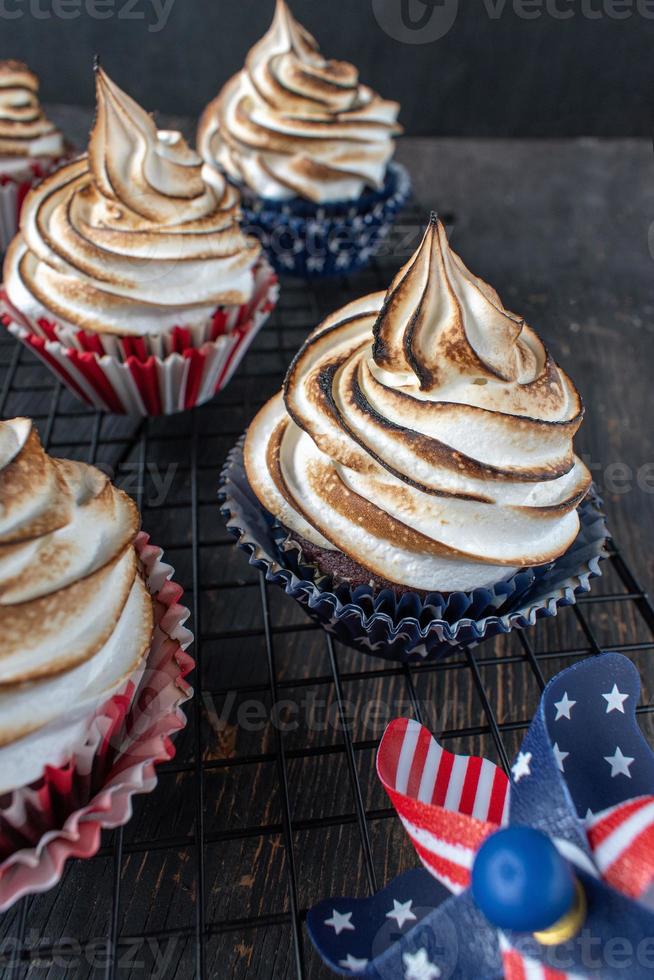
[0,0,652,137]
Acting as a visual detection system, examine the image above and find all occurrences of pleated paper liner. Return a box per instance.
[0,531,194,912]
[0,153,73,253]
[237,162,412,278]
[220,438,610,663]
[0,258,279,415]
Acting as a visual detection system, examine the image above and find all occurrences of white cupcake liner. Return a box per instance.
[0,531,194,911]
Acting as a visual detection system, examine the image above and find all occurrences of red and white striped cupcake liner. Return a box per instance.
[0,532,194,912]
[0,258,279,415]
[0,157,67,253]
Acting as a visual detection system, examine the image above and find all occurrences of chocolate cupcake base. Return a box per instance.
[284,531,443,599]
[219,438,610,664]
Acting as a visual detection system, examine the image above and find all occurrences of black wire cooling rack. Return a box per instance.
[2,205,654,980]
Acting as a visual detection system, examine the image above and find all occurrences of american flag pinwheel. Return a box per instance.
[308,653,654,979]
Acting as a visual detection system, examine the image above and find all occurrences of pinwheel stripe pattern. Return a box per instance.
[377,718,510,892]
[587,795,654,898]
[500,935,584,979]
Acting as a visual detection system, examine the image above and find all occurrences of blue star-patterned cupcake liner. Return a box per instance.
[236,162,412,279]
[218,438,610,663]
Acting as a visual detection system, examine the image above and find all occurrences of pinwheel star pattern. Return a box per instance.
[553,742,570,771]
[604,746,634,778]
[325,910,355,935]
[386,899,417,929]
[511,750,532,782]
[603,684,629,714]
[338,954,369,972]
[402,948,441,980]
[554,691,577,720]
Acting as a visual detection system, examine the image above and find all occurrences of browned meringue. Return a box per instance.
[3,67,261,336]
[0,417,152,770]
[244,216,591,592]
[197,0,402,204]
[0,60,64,163]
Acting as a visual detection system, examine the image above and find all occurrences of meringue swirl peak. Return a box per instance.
[0,60,64,161]
[3,67,261,336]
[197,0,402,203]
[244,216,591,592]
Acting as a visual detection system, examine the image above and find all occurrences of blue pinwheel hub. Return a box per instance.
[471,826,575,933]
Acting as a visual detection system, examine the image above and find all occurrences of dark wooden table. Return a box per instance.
[1,119,653,979]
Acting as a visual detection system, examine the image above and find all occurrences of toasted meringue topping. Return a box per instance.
[197,0,402,203]
[3,67,261,335]
[0,418,153,761]
[245,217,591,592]
[0,60,64,159]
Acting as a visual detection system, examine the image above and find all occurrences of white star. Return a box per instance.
[339,954,369,973]
[403,948,441,980]
[386,899,417,929]
[603,684,629,714]
[554,692,577,720]
[511,751,532,783]
[604,746,635,778]
[553,743,569,772]
[585,808,594,821]
[325,909,355,935]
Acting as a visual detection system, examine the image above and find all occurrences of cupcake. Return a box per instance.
[0,61,66,251]
[0,417,192,904]
[221,215,608,661]
[197,0,411,278]
[1,66,278,416]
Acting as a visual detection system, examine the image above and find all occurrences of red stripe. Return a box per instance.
[602,824,654,898]
[406,725,432,800]
[77,331,105,355]
[210,308,229,339]
[544,967,570,979]
[384,785,493,850]
[588,796,654,848]
[488,767,510,825]
[121,336,149,363]
[378,718,409,790]
[458,755,482,816]
[411,838,471,889]
[126,357,161,415]
[502,949,527,980]
[215,327,247,391]
[16,178,33,216]
[183,348,206,411]
[432,748,455,806]
[73,351,124,412]
[170,326,192,354]
[36,317,58,341]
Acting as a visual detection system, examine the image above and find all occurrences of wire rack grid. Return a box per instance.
[1,205,654,979]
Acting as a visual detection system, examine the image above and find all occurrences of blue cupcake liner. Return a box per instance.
[219,438,610,663]
[236,162,412,279]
